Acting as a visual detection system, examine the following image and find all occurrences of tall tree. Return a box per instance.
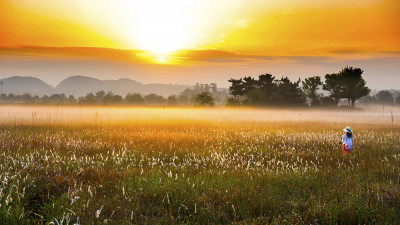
[302,76,322,106]
[323,73,344,106]
[242,76,262,105]
[242,76,258,93]
[275,77,306,106]
[339,67,370,107]
[228,78,245,104]
[257,74,276,104]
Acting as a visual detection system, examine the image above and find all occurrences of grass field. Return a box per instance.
[0,105,399,224]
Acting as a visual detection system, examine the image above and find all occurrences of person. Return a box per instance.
[340,126,353,154]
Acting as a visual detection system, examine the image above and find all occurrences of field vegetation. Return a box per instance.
[0,105,399,224]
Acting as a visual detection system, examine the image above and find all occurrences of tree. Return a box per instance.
[339,67,370,107]
[144,94,166,105]
[244,88,264,105]
[257,74,276,104]
[103,91,117,105]
[49,93,68,104]
[228,78,245,103]
[68,95,77,104]
[210,83,218,94]
[195,92,214,106]
[242,76,258,94]
[375,90,394,105]
[275,77,306,106]
[125,93,144,105]
[323,73,344,106]
[21,93,33,103]
[302,76,322,106]
[358,95,376,105]
[396,94,400,105]
[79,92,97,104]
[226,97,240,106]
[96,91,106,103]
[167,95,178,105]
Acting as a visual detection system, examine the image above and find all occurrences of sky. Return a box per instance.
[0,0,399,89]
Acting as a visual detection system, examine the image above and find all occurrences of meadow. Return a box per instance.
[0,105,399,224]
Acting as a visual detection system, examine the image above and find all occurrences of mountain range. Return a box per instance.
[0,76,192,97]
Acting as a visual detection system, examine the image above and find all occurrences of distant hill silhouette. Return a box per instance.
[0,75,191,97]
[0,76,53,96]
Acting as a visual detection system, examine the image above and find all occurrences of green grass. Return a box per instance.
[0,107,399,224]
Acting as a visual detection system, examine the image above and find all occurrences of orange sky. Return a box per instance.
[1,0,399,88]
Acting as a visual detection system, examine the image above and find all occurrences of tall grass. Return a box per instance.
[0,105,399,224]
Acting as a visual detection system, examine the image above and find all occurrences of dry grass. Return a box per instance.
[0,105,399,224]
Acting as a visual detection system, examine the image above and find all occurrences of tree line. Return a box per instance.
[0,84,224,106]
[359,90,400,106]
[1,66,399,107]
[228,66,376,107]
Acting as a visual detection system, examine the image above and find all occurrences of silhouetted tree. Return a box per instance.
[68,95,77,104]
[79,92,97,104]
[257,74,276,104]
[103,91,123,105]
[324,67,370,107]
[167,95,178,105]
[49,93,68,104]
[41,95,50,104]
[244,88,264,105]
[302,76,322,106]
[242,76,262,105]
[144,94,166,105]
[323,73,344,106]
[376,90,394,105]
[96,91,106,103]
[242,76,258,93]
[125,93,144,105]
[210,83,218,94]
[21,93,33,103]
[228,78,245,104]
[275,77,306,106]
[195,92,214,106]
[339,67,370,107]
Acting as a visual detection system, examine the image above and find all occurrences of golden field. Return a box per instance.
[0,105,399,224]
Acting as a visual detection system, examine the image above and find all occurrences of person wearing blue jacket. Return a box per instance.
[340,126,353,154]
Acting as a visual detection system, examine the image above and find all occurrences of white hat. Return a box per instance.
[343,126,352,133]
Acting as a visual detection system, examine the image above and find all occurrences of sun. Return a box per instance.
[123,1,195,55]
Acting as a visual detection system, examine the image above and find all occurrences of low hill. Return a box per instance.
[0,76,54,96]
[56,76,191,97]
[0,75,192,97]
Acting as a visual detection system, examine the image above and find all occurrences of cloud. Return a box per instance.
[1,46,399,66]
[0,47,279,64]
[328,47,366,54]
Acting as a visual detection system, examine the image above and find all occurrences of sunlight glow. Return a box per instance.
[123,0,196,54]
[135,51,177,64]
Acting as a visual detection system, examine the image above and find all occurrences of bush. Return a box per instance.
[195,92,214,106]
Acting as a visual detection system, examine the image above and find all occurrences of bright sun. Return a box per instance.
[123,0,196,55]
